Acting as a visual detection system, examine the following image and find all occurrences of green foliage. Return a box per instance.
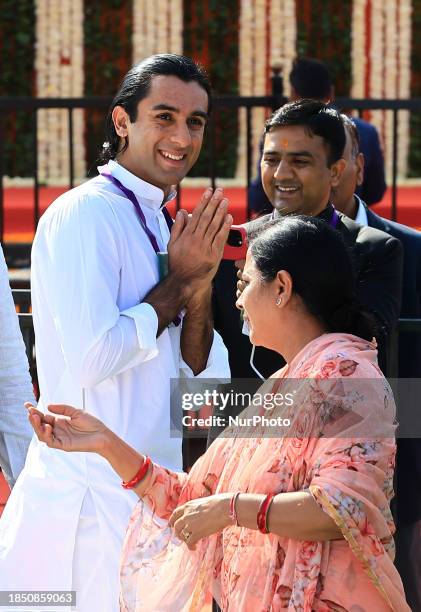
[408,0,421,177]
[84,0,132,175]
[0,0,35,177]
[183,0,239,178]
[296,0,352,95]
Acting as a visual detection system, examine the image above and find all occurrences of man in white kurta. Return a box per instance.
[0,161,229,608]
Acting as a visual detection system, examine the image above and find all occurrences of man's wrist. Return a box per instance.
[164,272,195,304]
[186,284,212,310]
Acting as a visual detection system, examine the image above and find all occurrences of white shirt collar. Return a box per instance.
[104,159,173,212]
[354,194,368,226]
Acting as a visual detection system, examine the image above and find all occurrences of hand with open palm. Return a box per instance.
[26,403,110,454]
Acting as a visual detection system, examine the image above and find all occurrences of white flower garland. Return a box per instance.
[352,0,412,179]
[71,0,85,181]
[384,1,397,180]
[237,0,254,180]
[369,0,384,144]
[252,0,267,174]
[351,0,366,98]
[282,0,296,98]
[132,0,183,63]
[237,0,296,181]
[170,0,183,54]
[35,0,85,183]
[397,0,412,178]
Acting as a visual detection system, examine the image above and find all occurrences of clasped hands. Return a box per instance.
[167,187,232,297]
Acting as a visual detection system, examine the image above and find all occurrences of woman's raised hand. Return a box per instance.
[26,403,109,454]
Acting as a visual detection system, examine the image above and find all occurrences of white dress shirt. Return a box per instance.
[0,160,230,611]
[354,194,369,227]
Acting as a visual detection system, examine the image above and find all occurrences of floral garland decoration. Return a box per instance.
[383,0,397,180]
[35,0,85,183]
[237,0,297,181]
[351,0,366,99]
[133,0,183,62]
[397,0,411,178]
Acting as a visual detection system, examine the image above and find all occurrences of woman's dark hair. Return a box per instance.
[264,99,345,167]
[250,216,376,341]
[99,54,211,163]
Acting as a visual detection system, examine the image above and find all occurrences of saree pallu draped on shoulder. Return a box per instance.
[120,333,410,612]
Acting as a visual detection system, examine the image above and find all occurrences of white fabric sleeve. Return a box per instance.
[34,194,159,388]
[0,245,35,414]
[179,329,230,379]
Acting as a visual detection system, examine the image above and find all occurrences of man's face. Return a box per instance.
[115,75,208,192]
[261,125,345,217]
[331,128,364,214]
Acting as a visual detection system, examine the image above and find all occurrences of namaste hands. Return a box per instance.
[168,187,233,291]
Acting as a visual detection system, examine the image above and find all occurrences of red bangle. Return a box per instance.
[229,492,241,526]
[122,456,151,489]
[257,493,274,533]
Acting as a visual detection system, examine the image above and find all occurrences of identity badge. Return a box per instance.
[157,252,169,280]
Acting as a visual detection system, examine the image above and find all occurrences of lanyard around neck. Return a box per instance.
[330,206,339,228]
[99,165,173,253]
[99,165,181,326]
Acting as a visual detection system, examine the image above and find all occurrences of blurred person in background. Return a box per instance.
[0,243,34,489]
[248,57,387,218]
[332,114,421,611]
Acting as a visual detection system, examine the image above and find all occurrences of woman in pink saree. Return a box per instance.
[28,217,409,611]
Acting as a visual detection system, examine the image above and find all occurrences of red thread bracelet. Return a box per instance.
[122,456,151,489]
[229,492,241,526]
[257,493,274,533]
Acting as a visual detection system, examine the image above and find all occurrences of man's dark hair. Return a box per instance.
[264,99,346,167]
[341,114,360,159]
[251,216,376,341]
[100,54,211,163]
[289,57,332,100]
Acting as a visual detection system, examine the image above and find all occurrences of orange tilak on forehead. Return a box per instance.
[281,139,289,148]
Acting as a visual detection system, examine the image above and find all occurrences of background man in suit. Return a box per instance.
[332,114,421,611]
[248,57,386,217]
[213,100,402,381]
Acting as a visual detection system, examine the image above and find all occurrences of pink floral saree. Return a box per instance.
[120,333,409,611]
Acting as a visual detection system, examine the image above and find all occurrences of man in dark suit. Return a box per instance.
[213,99,402,381]
[332,114,421,611]
[248,58,386,217]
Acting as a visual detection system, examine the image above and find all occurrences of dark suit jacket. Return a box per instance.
[213,206,403,379]
[364,203,421,528]
[365,205,421,378]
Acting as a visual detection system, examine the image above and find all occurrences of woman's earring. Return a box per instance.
[275,297,282,306]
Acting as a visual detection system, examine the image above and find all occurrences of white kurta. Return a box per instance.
[0,160,230,612]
